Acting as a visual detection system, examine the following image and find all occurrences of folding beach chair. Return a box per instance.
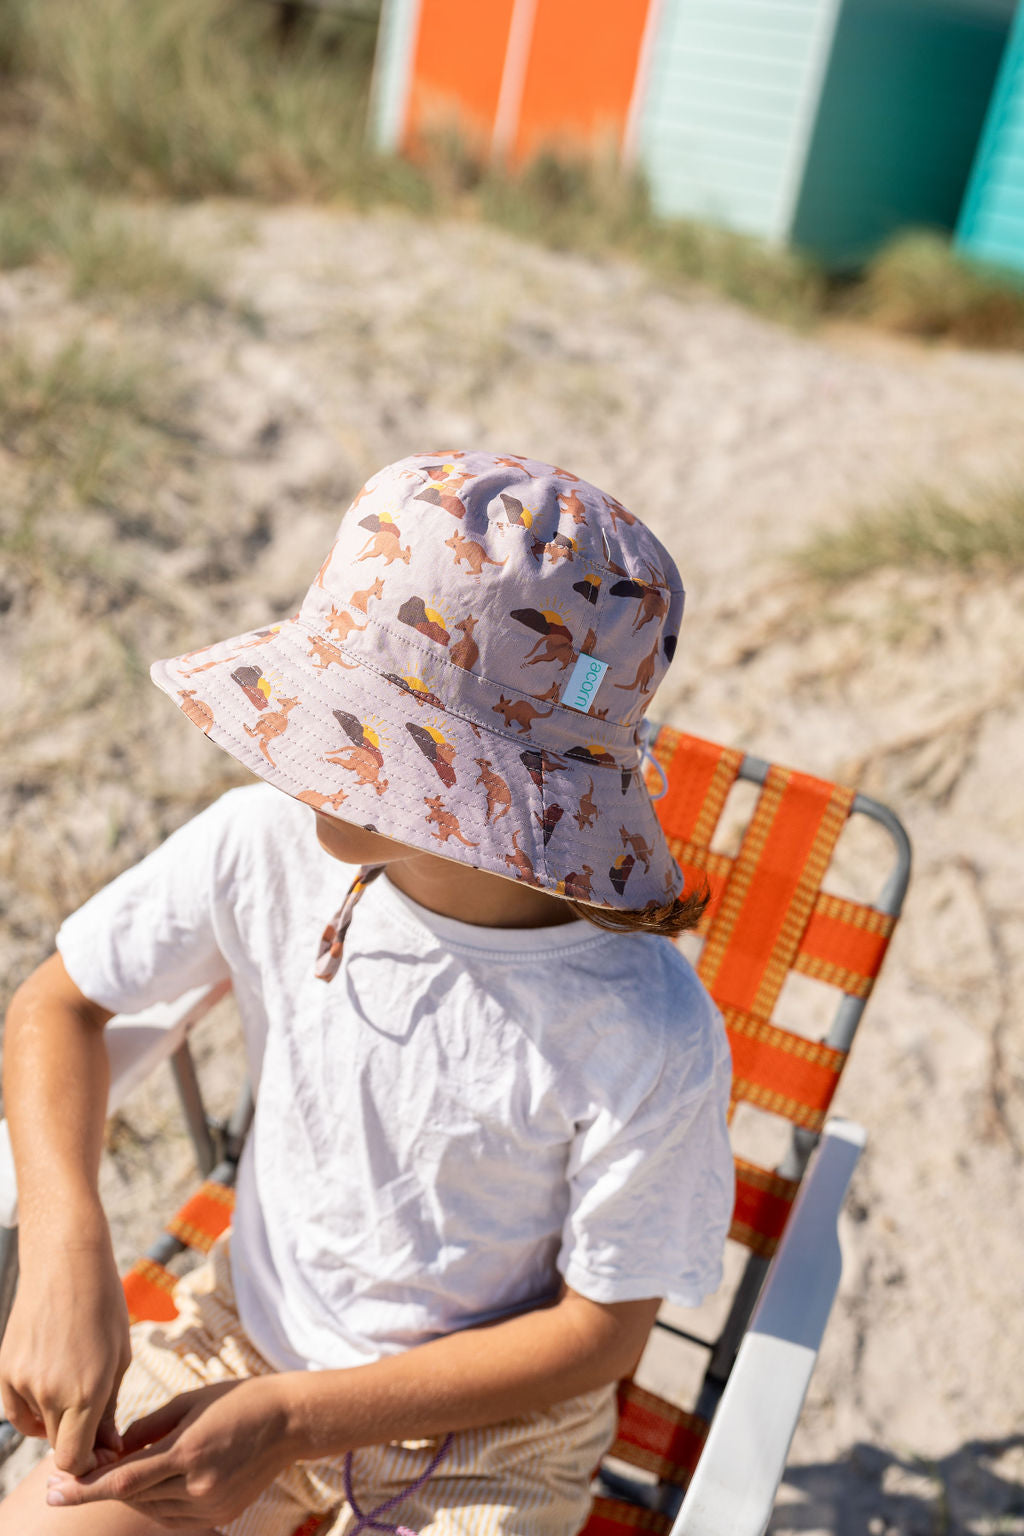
[0,725,911,1536]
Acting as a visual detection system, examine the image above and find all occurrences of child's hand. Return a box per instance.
[43,1377,299,1532]
[0,1225,130,1475]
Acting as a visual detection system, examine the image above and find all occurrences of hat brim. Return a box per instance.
[152,614,681,912]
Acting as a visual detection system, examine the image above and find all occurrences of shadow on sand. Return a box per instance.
[769,1435,1024,1535]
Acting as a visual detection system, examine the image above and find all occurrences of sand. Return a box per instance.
[0,205,1021,1531]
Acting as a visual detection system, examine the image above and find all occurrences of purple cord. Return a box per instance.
[343,1433,455,1536]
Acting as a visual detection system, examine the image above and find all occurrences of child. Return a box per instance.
[0,451,734,1536]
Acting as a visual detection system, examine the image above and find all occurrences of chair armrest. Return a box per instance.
[0,980,231,1229]
[672,1117,866,1536]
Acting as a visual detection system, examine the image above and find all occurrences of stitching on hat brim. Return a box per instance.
[152,622,680,907]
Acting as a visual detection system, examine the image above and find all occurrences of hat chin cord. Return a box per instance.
[637,718,669,801]
[343,1433,455,1536]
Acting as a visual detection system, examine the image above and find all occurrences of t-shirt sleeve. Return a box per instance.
[56,795,237,1017]
[557,989,734,1310]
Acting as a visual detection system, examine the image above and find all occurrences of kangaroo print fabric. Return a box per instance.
[151,451,687,912]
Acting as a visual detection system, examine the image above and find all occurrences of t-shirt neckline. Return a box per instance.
[373,871,608,957]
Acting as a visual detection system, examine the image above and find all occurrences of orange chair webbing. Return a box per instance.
[650,729,743,853]
[609,1381,708,1488]
[795,892,896,998]
[289,1518,334,1536]
[581,1499,672,1536]
[724,1005,845,1130]
[697,765,855,1020]
[123,1257,179,1325]
[166,1179,236,1253]
[729,1159,800,1259]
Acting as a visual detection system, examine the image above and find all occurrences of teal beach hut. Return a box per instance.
[957,0,1024,276]
[630,0,1016,268]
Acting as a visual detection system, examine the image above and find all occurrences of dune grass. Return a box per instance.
[4,0,1023,340]
[0,335,158,437]
[468,147,823,322]
[0,180,221,304]
[4,0,380,200]
[0,0,820,324]
[0,0,30,76]
[852,231,1024,349]
[794,484,1024,583]
[0,333,193,578]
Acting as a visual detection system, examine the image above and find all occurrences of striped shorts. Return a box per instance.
[116,1235,618,1536]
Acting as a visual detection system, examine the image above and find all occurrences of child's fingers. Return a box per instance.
[96,1397,124,1456]
[120,1395,195,1455]
[52,1406,101,1476]
[0,1380,45,1440]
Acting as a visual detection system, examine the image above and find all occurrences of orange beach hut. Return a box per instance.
[370,0,1015,268]
[370,0,656,166]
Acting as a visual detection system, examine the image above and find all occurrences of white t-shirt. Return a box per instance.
[57,785,734,1373]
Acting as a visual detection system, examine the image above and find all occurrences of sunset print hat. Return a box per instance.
[151,450,686,914]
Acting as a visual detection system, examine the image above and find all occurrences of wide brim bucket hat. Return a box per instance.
[151,450,686,913]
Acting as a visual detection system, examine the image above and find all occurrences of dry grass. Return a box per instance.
[853,231,1024,349]
[0,336,169,505]
[0,181,221,304]
[4,3,1024,352]
[0,332,210,647]
[8,0,379,200]
[794,483,1024,584]
[6,1,1024,342]
[416,135,822,324]
[0,0,820,325]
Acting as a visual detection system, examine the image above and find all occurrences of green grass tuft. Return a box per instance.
[794,485,1024,583]
[425,136,820,324]
[0,335,176,508]
[854,230,1024,349]
[15,0,379,200]
[637,214,823,324]
[0,0,32,77]
[0,181,220,304]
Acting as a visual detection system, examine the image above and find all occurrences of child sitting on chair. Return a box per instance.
[0,452,733,1536]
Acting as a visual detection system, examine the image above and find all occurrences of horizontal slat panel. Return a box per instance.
[683,0,824,15]
[660,26,822,66]
[641,185,780,227]
[638,0,830,237]
[969,176,1024,224]
[643,153,784,199]
[987,119,1024,158]
[972,160,1024,200]
[959,5,1024,266]
[655,80,809,123]
[663,72,810,114]
[658,52,811,92]
[961,238,1024,271]
[974,206,1024,243]
[647,117,797,159]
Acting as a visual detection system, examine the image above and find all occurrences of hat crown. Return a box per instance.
[300,451,684,750]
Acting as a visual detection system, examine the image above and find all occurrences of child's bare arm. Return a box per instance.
[0,954,130,1476]
[287,1282,661,1450]
[44,1286,661,1525]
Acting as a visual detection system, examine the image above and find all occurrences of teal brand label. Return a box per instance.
[561,652,610,713]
